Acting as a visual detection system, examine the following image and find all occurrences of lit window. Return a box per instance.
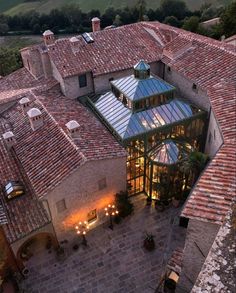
[56,199,66,213]
[87,209,97,223]
[79,74,87,88]
[98,178,107,190]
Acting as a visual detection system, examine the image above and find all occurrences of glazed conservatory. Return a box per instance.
[88,61,207,200]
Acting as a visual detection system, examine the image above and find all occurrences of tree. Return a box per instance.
[160,0,189,20]
[137,0,146,21]
[182,16,200,32]
[0,23,9,35]
[113,14,122,27]
[220,2,236,37]
[0,47,22,77]
[164,16,181,27]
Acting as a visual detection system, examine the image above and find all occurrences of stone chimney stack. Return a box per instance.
[27,108,43,131]
[92,17,101,32]
[19,97,31,114]
[3,131,16,149]
[66,120,80,139]
[43,30,55,46]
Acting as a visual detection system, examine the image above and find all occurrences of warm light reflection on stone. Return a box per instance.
[62,194,114,229]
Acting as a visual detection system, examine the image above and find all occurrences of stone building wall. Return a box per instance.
[94,61,161,94]
[176,219,220,292]
[45,156,127,240]
[162,64,223,157]
[21,48,44,78]
[163,65,210,111]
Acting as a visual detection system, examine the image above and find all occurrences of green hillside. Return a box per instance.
[0,0,231,15]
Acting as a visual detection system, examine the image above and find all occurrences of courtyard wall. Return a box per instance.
[44,156,127,241]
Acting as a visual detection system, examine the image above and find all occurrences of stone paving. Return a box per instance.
[20,195,186,293]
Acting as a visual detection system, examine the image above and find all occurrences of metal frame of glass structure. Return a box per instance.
[87,61,208,199]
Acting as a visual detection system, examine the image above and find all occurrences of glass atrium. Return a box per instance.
[88,61,207,199]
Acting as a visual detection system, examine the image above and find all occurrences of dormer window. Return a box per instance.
[4,181,25,200]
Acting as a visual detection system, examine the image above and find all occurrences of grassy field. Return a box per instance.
[0,0,231,15]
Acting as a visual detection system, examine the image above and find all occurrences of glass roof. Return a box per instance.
[148,140,192,165]
[150,140,177,165]
[111,75,175,101]
[134,60,150,71]
[93,92,203,141]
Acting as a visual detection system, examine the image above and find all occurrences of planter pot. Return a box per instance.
[144,239,155,251]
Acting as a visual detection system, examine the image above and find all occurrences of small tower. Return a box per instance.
[19,97,31,114]
[134,60,150,79]
[27,108,43,131]
[66,120,80,139]
[92,17,101,33]
[43,30,55,46]
[3,131,16,149]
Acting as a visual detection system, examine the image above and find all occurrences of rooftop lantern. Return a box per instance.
[134,60,150,79]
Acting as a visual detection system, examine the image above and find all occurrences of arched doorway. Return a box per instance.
[16,232,59,271]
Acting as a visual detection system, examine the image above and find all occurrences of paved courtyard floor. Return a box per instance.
[20,195,186,293]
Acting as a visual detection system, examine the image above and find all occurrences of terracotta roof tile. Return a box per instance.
[47,23,163,77]
[0,140,50,243]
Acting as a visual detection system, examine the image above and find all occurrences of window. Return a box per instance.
[214,129,216,140]
[56,199,66,213]
[208,132,212,144]
[109,77,114,82]
[192,83,197,91]
[79,74,87,88]
[98,178,107,190]
[167,66,171,73]
[87,209,97,223]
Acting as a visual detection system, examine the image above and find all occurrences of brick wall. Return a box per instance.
[176,219,220,292]
[45,156,127,241]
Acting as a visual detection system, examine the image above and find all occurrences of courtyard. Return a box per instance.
[20,195,186,293]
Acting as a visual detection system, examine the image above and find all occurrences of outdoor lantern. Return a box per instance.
[75,221,89,246]
[104,204,118,230]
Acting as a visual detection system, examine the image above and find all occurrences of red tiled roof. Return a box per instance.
[0,139,50,243]
[0,95,86,198]
[0,67,59,105]
[37,91,126,161]
[47,23,163,78]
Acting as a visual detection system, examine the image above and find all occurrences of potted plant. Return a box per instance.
[56,246,66,261]
[143,233,155,251]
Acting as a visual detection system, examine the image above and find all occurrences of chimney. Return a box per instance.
[19,97,31,114]
[65,120,80,139]
[92,17,101,32]
[27,108,43,131]
[43,30,55,46]
[3,131,16,149]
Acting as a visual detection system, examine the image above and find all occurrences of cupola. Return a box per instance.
[3,131,16,148]
[27,108,43,131]
[19,97,31,114]
[66,120,80,139]
[134,60,150,79]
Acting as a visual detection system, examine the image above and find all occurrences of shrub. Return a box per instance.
[115,191,133,219]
